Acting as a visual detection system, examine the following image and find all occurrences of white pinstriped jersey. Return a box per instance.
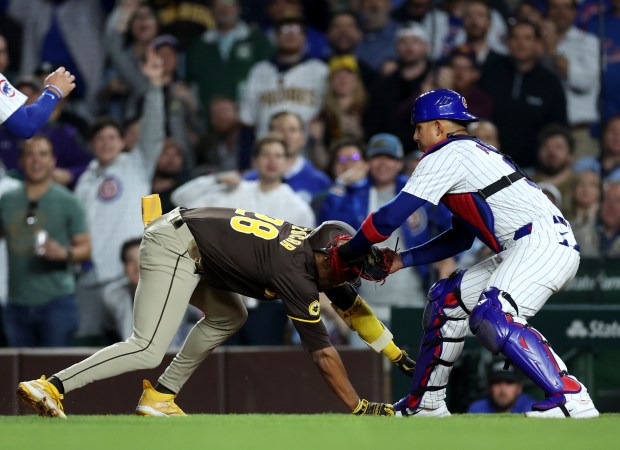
[402,138,565,251]
[0,73,27,124]
[239,58,328,136]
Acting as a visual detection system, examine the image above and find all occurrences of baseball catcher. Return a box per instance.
[338,88,599,418]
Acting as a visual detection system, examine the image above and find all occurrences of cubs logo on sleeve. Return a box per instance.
[97,175,123,202]
[0,79,16,98]
[0,74,28,123]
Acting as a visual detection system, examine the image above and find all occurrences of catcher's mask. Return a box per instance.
[306,221,359,284]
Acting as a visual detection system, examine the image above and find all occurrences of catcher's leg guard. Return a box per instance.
[470,287,597,417]
[395,270,469,413]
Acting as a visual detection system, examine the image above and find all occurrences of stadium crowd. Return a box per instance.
[0,0,619,370]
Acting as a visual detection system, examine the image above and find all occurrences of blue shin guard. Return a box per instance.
[470,287,582,403]
[395,270,468,413]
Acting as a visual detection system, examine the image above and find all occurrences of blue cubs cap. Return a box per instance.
[411,89,479,125]
[366,133,404,159]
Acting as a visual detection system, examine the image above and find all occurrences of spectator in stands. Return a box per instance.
[185,0,273,111]
[432,46,494,120]
[153,34,205,170]
[468,360,535,414]
[0,136,90,347]
[364,23,431,154]
[453,0,508,66]
[105,1,159,119]
[172,134,314,227]
[479,20,567,169]
[73,49,165,345]
[530,124,577,215]
[194,97,242,175]
[324,137,369,185]
[263,0,329,60]
[7,0,110,115]
[357,0,399,72]
[390,0,451,61]
[586,0,620,120]
[541,0,600,158]
[574,114,620,182]
[151,138,187,214]
[568,170,601,234]
[245,111,331,205]
[309,55,368,171]
[0,79,93,189]
[171,134,314,345]
[239,17,328,138]
[320,133,453,320]
[326,10,376,88]
[468,120,500,149]
[574,181,620,258]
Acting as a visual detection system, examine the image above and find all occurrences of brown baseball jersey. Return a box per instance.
[181,207,351,351]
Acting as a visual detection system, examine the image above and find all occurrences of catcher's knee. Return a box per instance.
[423,269,467,331]
[469,287,513,353]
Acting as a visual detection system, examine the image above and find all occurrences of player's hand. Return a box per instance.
[382,249,402,274]
[353,398,395,416]
[44,67,76,98]
[393,350,415,377]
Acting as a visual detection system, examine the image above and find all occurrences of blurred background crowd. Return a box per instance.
[0,0,619,410]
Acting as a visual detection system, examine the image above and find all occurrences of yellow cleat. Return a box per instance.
[17,375,67,419]
[136,379,186,417]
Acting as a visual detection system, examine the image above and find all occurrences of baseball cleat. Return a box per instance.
[17,376,67,419]
[136,379,186,417]
[525,396,599,419]
[395,403,451,418]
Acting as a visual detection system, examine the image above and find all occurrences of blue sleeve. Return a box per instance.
[348,191,427,253]
[400,216,476,267]
[3,89,60,138]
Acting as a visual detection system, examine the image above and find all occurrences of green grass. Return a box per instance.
[1,414,619,450]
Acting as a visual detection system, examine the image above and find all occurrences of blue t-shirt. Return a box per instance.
[467,393,536,414]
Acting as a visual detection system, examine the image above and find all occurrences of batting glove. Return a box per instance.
[352,398,395,416]
[393,350,416,377]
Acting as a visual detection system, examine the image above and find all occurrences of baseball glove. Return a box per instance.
[354,245,393,283]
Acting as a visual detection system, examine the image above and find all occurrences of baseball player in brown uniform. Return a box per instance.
[17,207,412,418]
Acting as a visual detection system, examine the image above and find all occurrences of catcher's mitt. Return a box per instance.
[354,245,392,283]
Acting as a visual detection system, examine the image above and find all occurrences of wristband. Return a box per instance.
[66,247,73,263]
[44,84,64,100]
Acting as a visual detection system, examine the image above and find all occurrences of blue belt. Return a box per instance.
[512,216,580,252]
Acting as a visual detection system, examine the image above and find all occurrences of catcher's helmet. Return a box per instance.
[306,220,356,253]
[411,89,479,125]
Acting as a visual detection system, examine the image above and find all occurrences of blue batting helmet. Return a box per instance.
[411,89,479,124]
